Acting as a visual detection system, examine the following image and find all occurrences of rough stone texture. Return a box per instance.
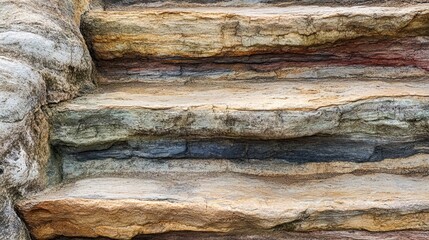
[0,0,95,103]
[50,81,429,149]
[16,173,429,239]
[83,6,429,84]
[101,0,429,8]
[0,57,49,240]
[55,231,429,240]
[61,153,429,180]
[136,231,429,240]
[0,0,94,239]
[3,1,429,239]
[82,6,429,60]
[95,35,429,83]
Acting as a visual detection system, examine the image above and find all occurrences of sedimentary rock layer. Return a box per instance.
[52,231,429,240]
[82,6,429,60]
[17,173,429,239]
[96,36,429,83]
[61,153,429,180]
[57,135,429,179]
[135,231,429,240]
[49,80,429,149]
[100,0,429,9]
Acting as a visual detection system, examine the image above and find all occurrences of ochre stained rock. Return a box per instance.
[16,173,429,239]
[81,6,429,60]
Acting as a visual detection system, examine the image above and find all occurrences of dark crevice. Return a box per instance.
[54,136,429,164]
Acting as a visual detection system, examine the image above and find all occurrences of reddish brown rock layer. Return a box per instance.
[96,37,429,83]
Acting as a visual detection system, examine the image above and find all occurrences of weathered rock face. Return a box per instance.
[82,5,429,83]
[134,231,429,240]
[0,0,94,238]
[0,57,49,240]
[16,173,429,239]
[5,1,429,239]
[49,80,429,180]
[0,0,95,103]
[101,0,429,8]
[50,81,429,145]
[83,6,429,59]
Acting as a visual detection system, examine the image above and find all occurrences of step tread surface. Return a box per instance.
[56,80,429,111]
[17,173,429,239]
[50,80,429,147]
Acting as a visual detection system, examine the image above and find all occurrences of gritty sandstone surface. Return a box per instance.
[50,81,429,147]
[17,173,429,239]
[82,6,429,59]
[0,0,93,239]
[84,5,429,84]
[2,1,429,239]
[100,0,429,8]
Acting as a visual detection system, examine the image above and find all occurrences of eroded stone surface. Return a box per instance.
[101,0,429,8]
[54,231,429,240]
[0,0,95,103]
[82,6,429,60]
[50,80,429,149]
[96,35,429,83]
[17,173,429,239]
[0,0,94,238]
[135,231,429,240]
[0,57,49,240]
[61,152,429,180]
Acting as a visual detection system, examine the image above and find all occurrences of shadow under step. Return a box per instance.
[17,173,429,239]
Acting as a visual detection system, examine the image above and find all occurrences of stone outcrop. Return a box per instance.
[2,0,429,239]
[17,173,429,239]
[0,0,94,238]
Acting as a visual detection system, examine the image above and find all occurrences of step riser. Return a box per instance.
[54,136,429,180]
[60,154,429,180]
[82,8,429,60]
[97,36,429,83]
[58,137,428,162]
[100,65,428,84]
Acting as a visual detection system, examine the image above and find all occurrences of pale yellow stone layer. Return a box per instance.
[82,5,429,59]
[17,173,429,239]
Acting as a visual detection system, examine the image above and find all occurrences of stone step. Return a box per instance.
[82,5,429,83]
[16,173,429,239]
[48,80,429,180]
[50,80,429,148]
[82,6,429,60]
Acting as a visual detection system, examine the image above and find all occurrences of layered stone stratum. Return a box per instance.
[2,0,429,239]
[17,173,429,239]
[82,5,429,84]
